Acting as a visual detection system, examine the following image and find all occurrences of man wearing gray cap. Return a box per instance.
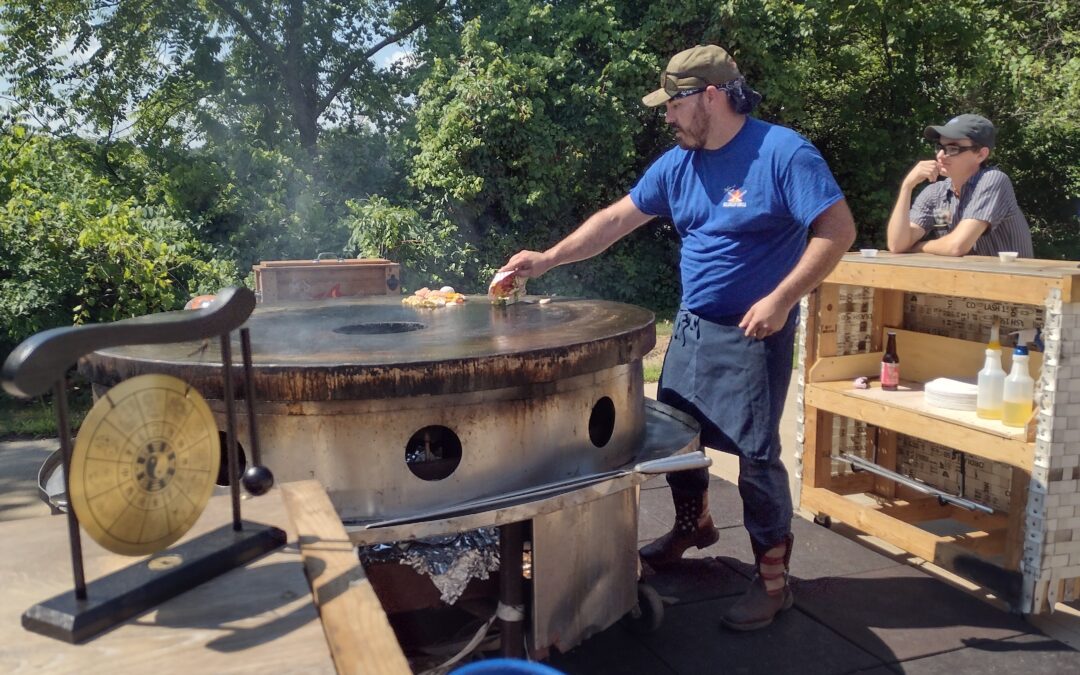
[886,114,1033,257]
[498,45,855,631]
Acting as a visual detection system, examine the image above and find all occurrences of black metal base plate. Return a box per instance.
[23,521,286,643]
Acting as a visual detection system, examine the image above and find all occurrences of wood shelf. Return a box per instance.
[827,252,1080,304]
[795,256,1078,610]
[800,487,1008,563]
[805,379,1033,471]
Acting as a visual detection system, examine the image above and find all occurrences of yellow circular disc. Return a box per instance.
[69,374,220,556]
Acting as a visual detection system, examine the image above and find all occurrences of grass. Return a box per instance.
[643,319,673,384]
[0,383,92,441]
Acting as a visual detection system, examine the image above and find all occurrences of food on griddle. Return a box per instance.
[402,286,466,308]
[488,270,527,305]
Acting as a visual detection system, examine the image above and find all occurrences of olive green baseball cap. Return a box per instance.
[923,114,996,148]
[642,45,742,107]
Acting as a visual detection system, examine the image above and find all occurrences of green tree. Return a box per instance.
[1,1,438,275]
[345,195,473,289]
[405,0,1080,298]
[0,125,236,354]
[408,0,681,307]
[1,0,449,149]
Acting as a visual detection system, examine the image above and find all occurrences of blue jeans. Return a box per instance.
[658,307,796,552]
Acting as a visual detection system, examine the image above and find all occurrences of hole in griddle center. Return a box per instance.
[334,321,426,335]
[406,426,462,481]
[589,396,616,447]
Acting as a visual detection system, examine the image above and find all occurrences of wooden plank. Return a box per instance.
[872,427,898,499]
[1033,579,1051,615]
[948,507,1010,531]
[801,407,835,490]
[805,381,1033,470]
[836,252,1080,276]
[816,284,841,358]
[884,328,1044,384]
[828,471,875,495]
[1068,273,1080,303]
[801,486,947,561]
[880,497,959,523]
[281,480,411,675]
[876,497,1007,530]
[807,329,1044,395]
[260,259,394,267]
[826,254,1077,305]
[1006,468,1030,571]
[807,352,883,383]
[801,487,1005,562]
[808,378,1028,442]
[951,528,1007,558]
[804,287,821,371]
[871,288,905,353]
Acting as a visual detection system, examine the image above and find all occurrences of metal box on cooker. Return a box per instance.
[252,257,401,302]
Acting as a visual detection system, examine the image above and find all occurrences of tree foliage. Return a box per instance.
[1,0,1077,341]
[0,0,447,147]
[0,125,236,355]
[401,0,1079,313]
[345,195,474,289]
[406,1,681,305]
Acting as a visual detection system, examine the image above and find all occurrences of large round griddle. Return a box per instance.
[80,296,655,400]
[78,295,661,522]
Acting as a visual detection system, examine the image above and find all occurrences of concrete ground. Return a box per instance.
[0,439,56,522]
[2,380,1080,672]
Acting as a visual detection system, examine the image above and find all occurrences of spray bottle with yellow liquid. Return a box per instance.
[976,319,1005,419]
[1002,328,1038,428]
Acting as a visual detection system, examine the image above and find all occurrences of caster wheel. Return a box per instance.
[623,582,664,634]
[813,514,832,529]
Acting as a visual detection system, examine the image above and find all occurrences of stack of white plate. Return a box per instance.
[924,378,978,411]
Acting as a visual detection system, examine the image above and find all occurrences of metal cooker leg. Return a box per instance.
[498,521,527,658]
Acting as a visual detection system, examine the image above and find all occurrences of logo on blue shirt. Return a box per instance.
[723,187,748,208]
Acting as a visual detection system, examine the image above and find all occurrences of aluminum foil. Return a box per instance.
[359,528,500,605]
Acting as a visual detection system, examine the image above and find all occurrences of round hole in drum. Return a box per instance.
[405,426,463,481]
[589,396,616,448]
[333,322,425,335]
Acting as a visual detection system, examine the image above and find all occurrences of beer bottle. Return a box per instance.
[881,332,900,391]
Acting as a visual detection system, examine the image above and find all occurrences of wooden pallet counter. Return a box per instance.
[796,252,1080,614]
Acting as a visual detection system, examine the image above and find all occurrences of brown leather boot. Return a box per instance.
[639,489,719,569]
[720,533,794,631]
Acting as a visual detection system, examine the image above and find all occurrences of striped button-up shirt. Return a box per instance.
[910,167,1033,257]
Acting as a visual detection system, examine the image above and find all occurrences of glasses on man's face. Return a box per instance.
[670,87,707,101]
[663,71,708,100]
[934,143,981,157]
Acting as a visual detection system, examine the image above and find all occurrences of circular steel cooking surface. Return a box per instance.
[80,296,655,400]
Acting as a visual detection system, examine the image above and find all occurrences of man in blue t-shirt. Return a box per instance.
[499,45,855,631]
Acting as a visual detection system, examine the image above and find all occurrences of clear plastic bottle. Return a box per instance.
[976,348,1005,419]
[1002,346,1034,428]
[988,318,1001,351]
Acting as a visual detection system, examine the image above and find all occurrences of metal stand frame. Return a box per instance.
[2,288,285,643]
